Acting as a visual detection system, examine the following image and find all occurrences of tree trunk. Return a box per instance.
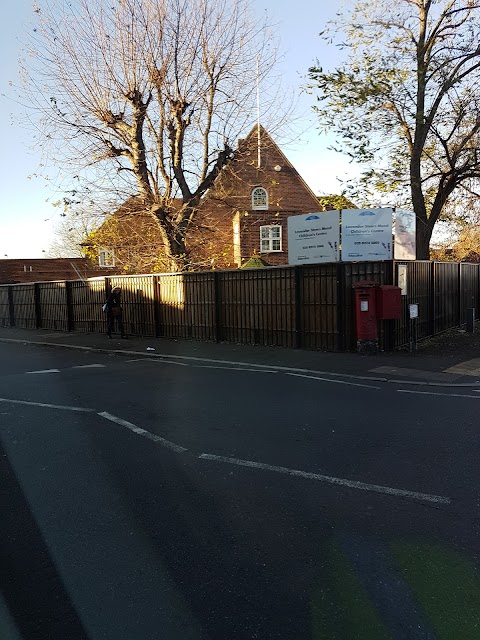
[167,232,189,272]
[158,224,189,272]
[410,144,431,259]
[416,221,433,260]
[148,206,190,272]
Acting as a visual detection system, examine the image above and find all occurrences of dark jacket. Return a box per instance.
[105,291,122,314]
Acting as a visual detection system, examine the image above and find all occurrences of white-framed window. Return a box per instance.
[260,225,282,252]
[99,248,115,268]
[252,187,268,210]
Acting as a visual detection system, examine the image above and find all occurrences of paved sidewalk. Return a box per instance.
[1,326,479,386]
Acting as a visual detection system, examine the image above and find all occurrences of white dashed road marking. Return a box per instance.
[71,364,106,369]
[193,364,278,373]
[125,358,189,366]
[147,359,190,367]
[0,395,452,506]
[286,372,380,390]
[398,389,480,400]
[0,397,94,412]
[198,454,451,505]
[98,411,188,453]
[25,369,61,375]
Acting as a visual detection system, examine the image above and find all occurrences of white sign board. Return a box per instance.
[394,209,416,260]
[409,303,419,319]
[341,208,393,261]
[397,264,408,296]
[288,211,340,265]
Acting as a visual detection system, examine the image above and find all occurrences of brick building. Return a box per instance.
[89,126,321,271]
[0,258,107,284]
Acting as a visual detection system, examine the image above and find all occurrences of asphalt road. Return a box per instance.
[1,341,480,640]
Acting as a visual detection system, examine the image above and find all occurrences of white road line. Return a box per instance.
[398,389,480,400]
[25,369,61,374]
[127,360,275,373]
[0,397,93,412]
[148,359,190,367]
[5,336,480,387]
[71,364,106,369]
[126,358,189,366]
[192,364,278,373]
[198,454,451,505]
[98,412,187,453]
[286,373,380,390]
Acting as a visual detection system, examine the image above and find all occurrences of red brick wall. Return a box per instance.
[0,259,108,284]
[187,199,238,270]
[192,126,322,267]
[238,211,301,266]
[84,127,322,271]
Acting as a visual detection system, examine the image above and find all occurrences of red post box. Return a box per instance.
[352,281,378,352]
[376,285,402,320]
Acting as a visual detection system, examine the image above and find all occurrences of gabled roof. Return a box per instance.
[203,124,320,212]
[239,124,319,202]
[106,196,183,219]
[241,255,270,269]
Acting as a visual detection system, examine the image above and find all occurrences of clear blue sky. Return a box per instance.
[0,1,353,258]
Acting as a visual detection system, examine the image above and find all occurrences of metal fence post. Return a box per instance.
[34,283,42,329]
[153,275,161,337]
[430,262,436,337]
[8,286,15,327]
[475,264,480,318]
[336,263,345,351]
[65,281,74,331]
[458,262,463,326]
[384,260,396,351]
[294,266,302,349]
[213,271,222,343]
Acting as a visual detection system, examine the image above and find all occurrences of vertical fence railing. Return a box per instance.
[1,260,479,351]
[37,281,69,331]
[0,286,11,327]
[460,262,479,325]
[70,278,106,333]
[11,284,36,329]
[301,263,338,350]
[294,266,302,349]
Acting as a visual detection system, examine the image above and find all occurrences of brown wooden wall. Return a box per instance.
[0,261,479,351]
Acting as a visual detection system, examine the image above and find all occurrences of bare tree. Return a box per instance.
[309,0,480,259]
[22,0,286,270]
[45,199,104,258]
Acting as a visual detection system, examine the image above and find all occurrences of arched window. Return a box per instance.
[251,187,268,210]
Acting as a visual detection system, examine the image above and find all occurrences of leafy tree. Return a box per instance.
[317,194,357,210]
[22,0,286,271]
[81,202,170,274]
[309,0,480,259]
[432,225,480,261]
[46,205,101,259]
[79,197,238,273]
[431,186,480,260]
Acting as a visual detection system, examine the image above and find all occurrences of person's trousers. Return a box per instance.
[106,312,125,336]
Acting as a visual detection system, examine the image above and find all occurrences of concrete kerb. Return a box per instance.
[0,335,479,388]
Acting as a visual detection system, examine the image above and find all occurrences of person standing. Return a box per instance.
[104,286,126,338]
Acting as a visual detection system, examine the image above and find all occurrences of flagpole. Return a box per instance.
[256,54,261,169]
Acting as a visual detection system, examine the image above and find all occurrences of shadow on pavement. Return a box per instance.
[1,439,89,640]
